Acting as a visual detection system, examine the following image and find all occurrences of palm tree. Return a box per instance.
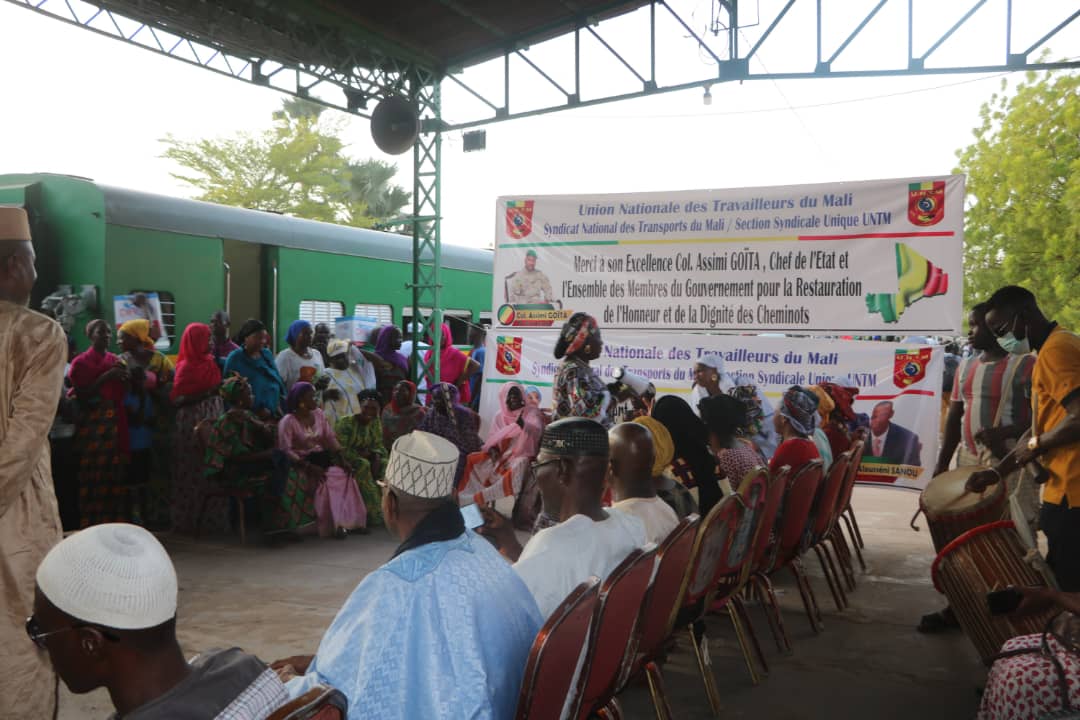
[347,159,411,222]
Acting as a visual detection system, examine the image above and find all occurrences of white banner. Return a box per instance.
[494,175,964,335]
[479,331,942,492]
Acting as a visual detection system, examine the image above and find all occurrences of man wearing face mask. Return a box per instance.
[967,285,1080,591]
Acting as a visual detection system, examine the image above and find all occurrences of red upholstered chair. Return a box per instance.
[267,685,347,720]
[672,495,745,715]
[576,547,658,720]
[756,459,825,635]
[803,450,854,612]
[705,466,777,681]
[745,465,793,653]
[616,515,700,720]
[836,437,868,572]
[515,578,602,720]
[839,430,869,563]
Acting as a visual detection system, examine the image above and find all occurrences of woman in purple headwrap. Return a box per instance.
[277,382,367,538]
[417,382,482,484]
[371,325,410,406]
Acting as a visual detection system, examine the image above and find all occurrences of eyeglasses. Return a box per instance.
[25,616,120,650]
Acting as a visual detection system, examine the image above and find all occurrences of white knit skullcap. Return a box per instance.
[383,431,459,499]
[36,524,178,630]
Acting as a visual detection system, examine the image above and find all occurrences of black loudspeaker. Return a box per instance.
[463,130,486,152]
[370,95,419,155]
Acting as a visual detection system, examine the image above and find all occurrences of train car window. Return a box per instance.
[352,304,393,324]
[298,300,345,326]
[131,290,176,351]
[401,308,473,345]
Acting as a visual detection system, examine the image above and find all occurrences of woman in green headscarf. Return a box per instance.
[203,374,316,539]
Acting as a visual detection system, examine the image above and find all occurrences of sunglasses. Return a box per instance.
[25,616,120,650]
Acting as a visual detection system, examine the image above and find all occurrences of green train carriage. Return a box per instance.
[0,173,494,351]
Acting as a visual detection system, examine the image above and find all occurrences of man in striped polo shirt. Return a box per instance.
[936,302,1035,474]
[919,302,1034,633]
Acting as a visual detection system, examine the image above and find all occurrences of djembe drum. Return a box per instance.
[931,520,1057,665]
[919,465,1007,552]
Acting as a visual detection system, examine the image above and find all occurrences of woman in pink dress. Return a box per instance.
[459,382,544,508]
[277,382,366,538]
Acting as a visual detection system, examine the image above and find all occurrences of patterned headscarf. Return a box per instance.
[220,374,250,404]
[779,385,818,437]
[555,313,599,359]
[728,384,765,436]
[286,320,312,347]
[118,319,154,349]
[633,415,675,477]
[820,381,858,422]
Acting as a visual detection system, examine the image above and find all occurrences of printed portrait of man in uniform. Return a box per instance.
[505,249,555,305]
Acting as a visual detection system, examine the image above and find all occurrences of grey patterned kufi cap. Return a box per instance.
[384,431,459,498]
[539,417,609,457]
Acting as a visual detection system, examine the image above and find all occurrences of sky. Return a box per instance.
[0,0,1076,249]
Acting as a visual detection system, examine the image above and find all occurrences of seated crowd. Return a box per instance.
[12,282,1071,719]
[31,304,887,719]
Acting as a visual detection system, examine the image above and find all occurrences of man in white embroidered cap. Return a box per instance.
[31,523,290,719]
[276,430,542,720]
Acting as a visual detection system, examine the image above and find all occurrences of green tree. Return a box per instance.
[347,159,412,221]
[161,99,409,227]
[955,70,1080,326]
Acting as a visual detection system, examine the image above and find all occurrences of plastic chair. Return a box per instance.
[755,460,825,635]
[515,578,602,720]
[803,450,853,612]
[576,547,658,720]
[616,515,700,720]
[267,684,347,720]
[672,494,746,715]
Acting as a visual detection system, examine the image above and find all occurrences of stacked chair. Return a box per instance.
[510,443,874,719]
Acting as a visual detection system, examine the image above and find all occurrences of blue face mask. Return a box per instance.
[997,332,1031,355]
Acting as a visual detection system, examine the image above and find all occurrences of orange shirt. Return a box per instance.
[1032,326,1080,507]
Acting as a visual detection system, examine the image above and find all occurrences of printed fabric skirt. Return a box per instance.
[172,396,227,534]
[221,455,317,536]
[76,400,131,527]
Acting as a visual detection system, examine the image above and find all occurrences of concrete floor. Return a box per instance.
[59,486,987,719]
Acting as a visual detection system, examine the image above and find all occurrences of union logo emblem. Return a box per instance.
[893,347,932,388]
[506,200,534,239]
[908,181,945,226]
[496,336,523,375]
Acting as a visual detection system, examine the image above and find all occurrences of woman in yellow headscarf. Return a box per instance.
[117,318,175,527]
[634,415,698,519]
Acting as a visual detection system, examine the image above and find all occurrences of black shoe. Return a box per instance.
[917,607,960,633]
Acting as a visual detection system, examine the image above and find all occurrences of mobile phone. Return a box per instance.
[460,503,485,529]
[986,587,1023,615]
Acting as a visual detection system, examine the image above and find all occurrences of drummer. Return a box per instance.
[968,286,1080,592]
[937,302,1035,472]
[920,303,1034,633]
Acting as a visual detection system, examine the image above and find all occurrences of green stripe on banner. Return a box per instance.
[499,241,619,248]
[485,378,554,387]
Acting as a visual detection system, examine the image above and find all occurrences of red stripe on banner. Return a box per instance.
[858,389,936,400]
[797,231,955,241]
